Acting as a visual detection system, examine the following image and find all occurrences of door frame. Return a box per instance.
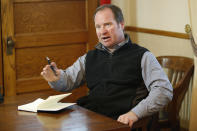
[1,0,15,96]
[0,1,3,96]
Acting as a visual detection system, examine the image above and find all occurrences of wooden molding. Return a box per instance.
[125,26,189,39]
[15,31,88,48]
[14,0,85,3]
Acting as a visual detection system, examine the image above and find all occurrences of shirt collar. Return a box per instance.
[95,34,130,53]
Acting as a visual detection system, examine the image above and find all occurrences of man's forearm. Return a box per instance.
[49,54,86,92]
[131,86,173,118]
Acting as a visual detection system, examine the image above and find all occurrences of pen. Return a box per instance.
[46,57,57,76]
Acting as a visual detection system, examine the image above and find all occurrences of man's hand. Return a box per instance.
[41,62,60,82]
[117,111,139,127]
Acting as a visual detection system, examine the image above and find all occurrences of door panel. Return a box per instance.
[14,1,86,34]
[16,43,86,93]
[15,31,88,48]
[1,0,98,96]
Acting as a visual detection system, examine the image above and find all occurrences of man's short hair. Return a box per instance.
[94,4,124,24]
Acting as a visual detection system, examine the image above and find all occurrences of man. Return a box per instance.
[41,4,173,128]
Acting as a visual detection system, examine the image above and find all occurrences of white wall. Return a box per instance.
[129,32,193,58]
[111,0,194,129]
[112,0,190,33]
[112,0,193,58]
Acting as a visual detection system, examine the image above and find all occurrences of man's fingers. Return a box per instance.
[123,118,129,125]
[51,62,57,69]
[41,65,57,81]
[117,116,124,123]
[42,65,50,72]
[117,116,129,125]
[128,120,134,127]
[117,113,137,128]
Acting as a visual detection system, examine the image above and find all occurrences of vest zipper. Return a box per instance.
[109,53,113,77]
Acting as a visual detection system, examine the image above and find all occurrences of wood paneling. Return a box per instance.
[15,36,86,94]
[1,0,98,96]
[15,31,88,48]
[16,43,86,79]
[87,0,98,50]
[125,26,189,39]
[16,77,50,93]
[14,0,85,3]
[14,0,86,34]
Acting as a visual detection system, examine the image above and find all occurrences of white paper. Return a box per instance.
[18,98,44,112]
[17,93,75,112]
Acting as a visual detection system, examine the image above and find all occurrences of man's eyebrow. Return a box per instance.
[95,22,112,27]
[104,22,112,25]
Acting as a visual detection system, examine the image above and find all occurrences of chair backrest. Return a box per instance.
[157,56,194,123]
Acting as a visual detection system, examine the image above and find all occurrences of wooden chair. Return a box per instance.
[132,113,158,131]
[156,56,194,130]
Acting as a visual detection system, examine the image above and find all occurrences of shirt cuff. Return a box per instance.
[48,70,66,91]
[131,100,148,119]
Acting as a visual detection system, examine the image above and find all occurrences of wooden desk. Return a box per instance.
[0,91,130,131]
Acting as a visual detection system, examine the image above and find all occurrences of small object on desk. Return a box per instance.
[18,93,75,112]
[46,56,57,76]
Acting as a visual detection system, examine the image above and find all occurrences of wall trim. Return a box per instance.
[125,26,189,39]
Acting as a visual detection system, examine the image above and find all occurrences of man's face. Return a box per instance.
[94,8,125,49]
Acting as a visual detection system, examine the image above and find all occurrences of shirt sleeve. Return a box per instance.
[49,54,87,92]
[131,51,173,118]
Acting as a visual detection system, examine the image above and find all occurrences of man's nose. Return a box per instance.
[100,26,108,34]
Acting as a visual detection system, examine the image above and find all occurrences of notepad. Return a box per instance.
[18,93,75,112]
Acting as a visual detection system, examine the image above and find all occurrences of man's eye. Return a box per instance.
[106,23,111,26]
[105,23,112,28]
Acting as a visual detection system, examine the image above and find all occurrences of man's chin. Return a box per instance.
[101,42,113,47]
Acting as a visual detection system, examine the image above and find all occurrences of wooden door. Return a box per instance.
[1,0,98,96]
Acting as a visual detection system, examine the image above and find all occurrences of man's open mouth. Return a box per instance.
[102,36,110,41]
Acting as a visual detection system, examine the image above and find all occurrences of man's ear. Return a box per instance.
[119,21,125,30]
